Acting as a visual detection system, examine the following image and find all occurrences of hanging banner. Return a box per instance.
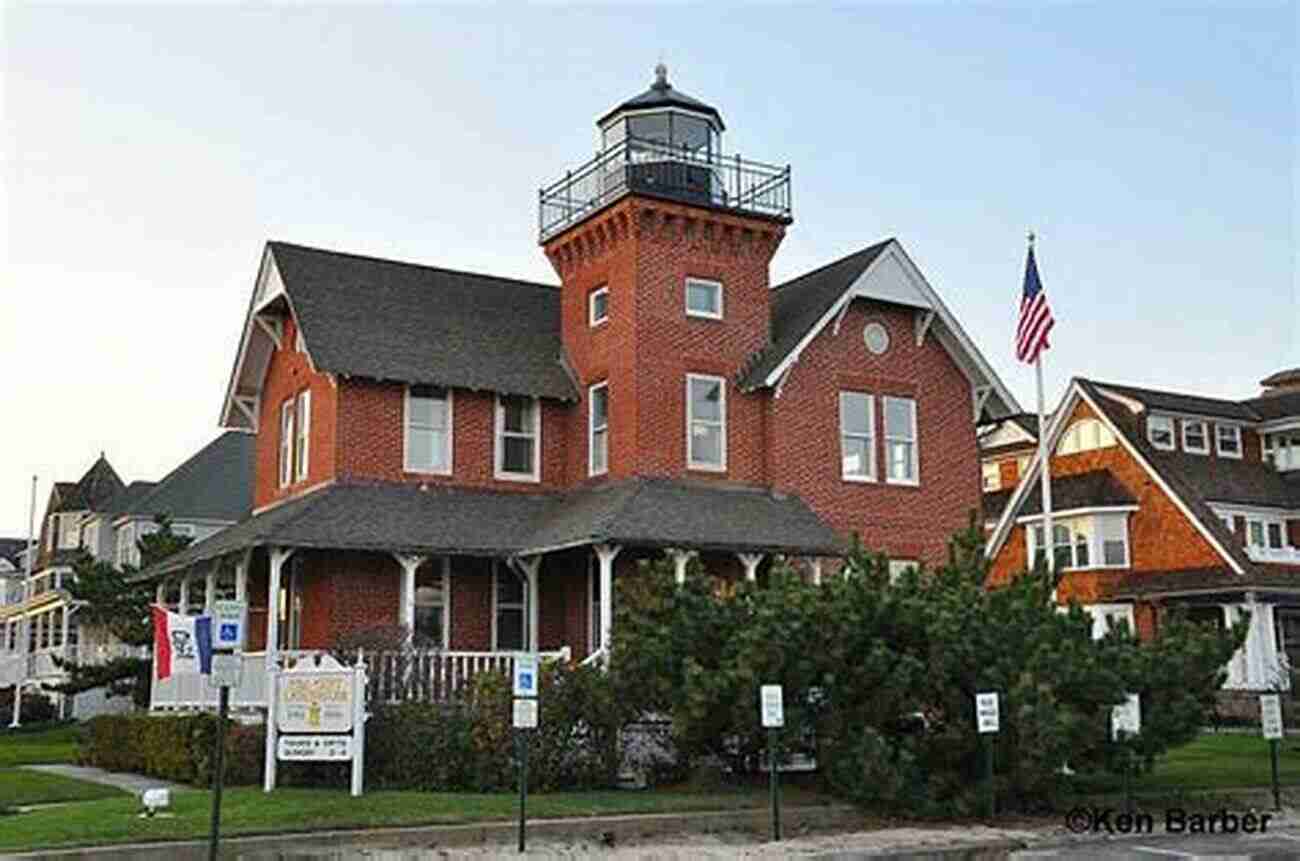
[152,606,212,679]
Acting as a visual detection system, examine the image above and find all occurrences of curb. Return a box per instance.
[810,840,1026,860]
[0,803,863,860]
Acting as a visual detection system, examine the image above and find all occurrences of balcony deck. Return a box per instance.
[539,137,791,242]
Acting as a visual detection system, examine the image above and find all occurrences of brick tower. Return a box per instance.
[540,64,792,483]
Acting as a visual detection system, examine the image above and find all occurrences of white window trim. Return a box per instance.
[1085,603,1135,639]
[588,381,609,477]
[403,385,454,476]
[1026,513,1132,571]
[684,277,723,321]
[1181,418,1208,455]
[588,286,609,327]
[686,373,727,472]
[491,561,528,653]
[883,395,920,486]
[494,395,542,483]
[1148,414,1175,451]
[839,391,876,483]
[278,400,294,488]
[1216,424,1243,459]
[294,389,311,482]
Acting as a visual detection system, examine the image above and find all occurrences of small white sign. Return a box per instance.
[976,692,1000,734]
[278,671,354,733]
[1261,694,1284,740]
[1112,693,1141,740]
[212,600,247,650]
[277,735,353,761]
[760,684,784,728]
[513,653,539,698]
[513,697,538,729]
[208,652,243,689]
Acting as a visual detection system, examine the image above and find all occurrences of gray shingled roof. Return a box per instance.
[269,242,578,402]
[1091,381,1261,422]
[738,240,892,390]
[117,431,254,524]
[1113,566,1300,598]
[1261,368,1300,388]
[52,457,126,513]
[1244,390,1300,422]
[983,469,1135,521]
[146,478,841,577]
[103,481,159,517]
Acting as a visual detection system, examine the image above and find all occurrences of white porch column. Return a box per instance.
[266,547,292,670]
[667,548,696,585]
[178,578,190,615]
[593,544,622,654]
[810,558,823,586]
[155,580,166,606]
[392,554,426,634]
[204,567,217,612]
[514,556,542,653]
[234,551,249,602]
[737,553,764,583]
[60,607,70,661]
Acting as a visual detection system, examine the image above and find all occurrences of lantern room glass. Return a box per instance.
[601,110,719,162]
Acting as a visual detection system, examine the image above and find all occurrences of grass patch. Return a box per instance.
[0,723,81,767]
[1073,731,1300,794]
[0,769,125,808]
[0,782,829,852]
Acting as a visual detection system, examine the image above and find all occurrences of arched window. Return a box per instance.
[1057,418,1116,456]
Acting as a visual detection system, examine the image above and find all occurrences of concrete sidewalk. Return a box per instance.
[19,764,183,795]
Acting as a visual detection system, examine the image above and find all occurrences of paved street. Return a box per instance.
[1014,824,1300,860]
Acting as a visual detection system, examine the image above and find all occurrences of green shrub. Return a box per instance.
[81,714,264,786]
[0,689,59,725]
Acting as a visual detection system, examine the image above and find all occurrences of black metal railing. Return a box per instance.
[539,137,792,241]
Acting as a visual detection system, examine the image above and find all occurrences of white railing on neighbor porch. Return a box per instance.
[0,644,149,687]
[150,647,571,712]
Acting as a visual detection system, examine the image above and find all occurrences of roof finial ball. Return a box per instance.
[653,61,669,90]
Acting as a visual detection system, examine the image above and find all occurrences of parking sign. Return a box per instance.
[513,654,538,698]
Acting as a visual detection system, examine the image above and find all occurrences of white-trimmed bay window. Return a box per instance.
[1216,424,1242,458]
[278,400,294,488]
[1263,431,1300,471]
[1182,419,1208,455]
[1147,415,1175,450]
[589,382,609,476]
[685,277,723,320]
[294,390,311,481]
[493,563,527,652]
[405,385,453,475]
[1028,512,1131,571]
[883,396,919,485]
[589,286,609,326]
[686,374,726,470]
[495,395,540,482]
[839,392,875,481]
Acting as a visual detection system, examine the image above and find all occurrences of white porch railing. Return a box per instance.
[149,647,572,712]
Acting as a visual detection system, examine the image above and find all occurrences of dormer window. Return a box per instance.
[1147,415,1175,451]
[1181,419,1208,455]
[1216,425,1242,458]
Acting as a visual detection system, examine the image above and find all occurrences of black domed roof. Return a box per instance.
[597,64,725,131]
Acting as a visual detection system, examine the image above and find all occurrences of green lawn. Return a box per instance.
[0,769,125,808]
[1143,732,1300,790]
[0,783,830,852]
[0,723,81,767]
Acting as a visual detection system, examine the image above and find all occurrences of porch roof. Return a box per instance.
[143,478,843,578]
[1111,567,1300,599]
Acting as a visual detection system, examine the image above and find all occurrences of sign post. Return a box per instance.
[1261,693,1284,810]
[975,692,999,819]
[206,599,245,861]
[269,655,366,797]
[513,655,539,852]
[760,684,784,842]
[1111,693,1141,813]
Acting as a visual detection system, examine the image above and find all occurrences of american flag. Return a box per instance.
[1016,245,1054,364]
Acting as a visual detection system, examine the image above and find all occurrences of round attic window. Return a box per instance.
[863,322,890,356]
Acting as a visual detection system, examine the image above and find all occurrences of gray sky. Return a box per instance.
[2,4,1296,537]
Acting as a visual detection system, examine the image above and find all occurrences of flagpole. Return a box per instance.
[1029,231,1055,593]
[11,475,36,728]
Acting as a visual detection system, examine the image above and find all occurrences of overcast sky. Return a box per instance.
[1,4,1295,537]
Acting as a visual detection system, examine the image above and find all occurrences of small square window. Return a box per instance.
[1147,415,1175,451]
[589,287,609,326]
[685,278,723,320]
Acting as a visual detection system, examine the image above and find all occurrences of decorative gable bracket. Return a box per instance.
[915,309,936,347]
[972,385,993,423]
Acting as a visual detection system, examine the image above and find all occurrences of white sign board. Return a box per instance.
[760,684,784,728]
[208,652,243,689]
[513,653,539,698]
[513,697,538,729]
[277,735,353,761]
[976,692,1000,734]
[1261,693,1284,740]
[211,600,247,650]
[1112,693,1141,740]
[278,672,354,733]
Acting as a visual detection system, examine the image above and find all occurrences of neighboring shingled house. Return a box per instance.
[984,371,1300,716]
[144,66,1018,711]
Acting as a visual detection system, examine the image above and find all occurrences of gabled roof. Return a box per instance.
[1261,368,1300,388]
[52,456,126,513]
[738,239,1020,421]
[1089,381,1260,422]
[145,478,842,577]
[983,469,1135,522]
[115,432,254,524]
[1244,389,1300,423]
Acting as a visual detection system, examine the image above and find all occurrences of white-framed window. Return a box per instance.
[1263,431,1300,471]
[686,374,726,470]
[294,390,311,481]
[116,523,136,568]
[887,559,917,583]
[495,395,541,482]
[278,399,295,488]
[1216,424,1243,458]
[1057,418,1116,456]
[589,286,609,326]
[1182,419,1208,455]
[839,391,875,482]
[589,382,609,477]
[414,560,449,650]
[493,563,527,652]
[982,462,1001,492]
[588,555,603,654]
[58,514,79,549]
[1085,603,1134,639]
[405,385,453,475]
[685,277,723,320]
[1147,414,1175,450]
[1244,515,1287,550]
[83,521,99,555]
[883,396,919,485]
[1028,512,1130,571]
